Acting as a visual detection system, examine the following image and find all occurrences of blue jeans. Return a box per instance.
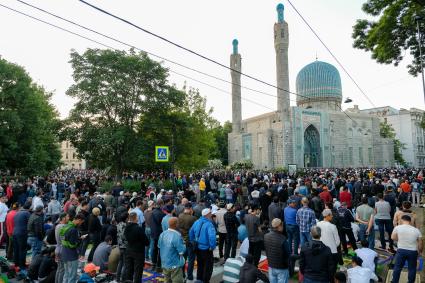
[392,249,418,283]
[300,231,312,247]
[145,227,153,260]
[268,267,289,283]
[375,219,394,249]
[285,224,300,255]
[27,236,42,260]
[184,242,196,280]
[358,223,375,249]
[63,260,79,283]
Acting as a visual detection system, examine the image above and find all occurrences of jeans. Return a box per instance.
[27,236,42,260]
[145,227,153,260]
[116,248,126,281]
[375,218,394,249]
[224,233,238,259]
[286,224,300,255]
[338,227,358,254]
[218,232,226,258]
[124,250,145,283]
[268,267,289,283]
[63,260,78,283]
[13,234,27,269]
[55,259,64,283]
[183,242,196,280]
[412,192,421,207]
[391,249,418,283]
[152,238,161,268]
[358,223,375,249]
[300,231,312,247]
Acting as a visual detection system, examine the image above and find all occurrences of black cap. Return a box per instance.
[184,202,193,208]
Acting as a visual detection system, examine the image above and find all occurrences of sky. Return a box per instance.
[0,0,423,123]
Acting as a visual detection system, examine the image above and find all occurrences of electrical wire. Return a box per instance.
[0,3,274,111]
[76,0,355,122]
[286,0,376,108]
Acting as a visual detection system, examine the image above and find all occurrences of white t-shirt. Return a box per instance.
[239,238,249,257]
[347,266,378,283]
[0,202,8,222]
[355,248,377,271]
[393,224,422,251]
[317,220,340,254]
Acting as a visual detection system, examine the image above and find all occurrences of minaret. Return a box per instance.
[274,3,293,166]
[274,3,290,118]
[231,39,242,133]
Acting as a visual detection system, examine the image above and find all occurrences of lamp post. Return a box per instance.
[415,15,425,103]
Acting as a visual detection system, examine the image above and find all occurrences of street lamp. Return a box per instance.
[415,15,425,103]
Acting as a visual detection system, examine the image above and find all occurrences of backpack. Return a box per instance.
[60,223,78,249]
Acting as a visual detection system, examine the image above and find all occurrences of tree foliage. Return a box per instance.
[380,122,406,165]
[63,49,220,175]
[210,121,232,165]
[352,0,425,75]
[0,58,61,175]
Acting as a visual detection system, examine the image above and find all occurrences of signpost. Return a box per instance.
[155,146,169,162]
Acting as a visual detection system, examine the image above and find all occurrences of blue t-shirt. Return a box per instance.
[284,206,297,225]
[13,210,31,236]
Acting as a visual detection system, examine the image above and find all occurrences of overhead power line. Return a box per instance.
[0,3,275,111]
[77,0,355,121]
[286,0,376,108]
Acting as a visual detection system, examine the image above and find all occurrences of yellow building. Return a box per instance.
[60,141,86,169]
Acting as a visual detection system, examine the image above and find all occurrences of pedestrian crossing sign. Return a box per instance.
[155,146,169,162]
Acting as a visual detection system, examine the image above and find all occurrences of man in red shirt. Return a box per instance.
[6,202,19,260]
[319,186,332,205]
[339,186,352,209]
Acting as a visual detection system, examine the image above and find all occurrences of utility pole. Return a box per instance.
[171,124,176,190]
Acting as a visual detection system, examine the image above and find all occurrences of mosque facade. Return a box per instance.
[228,3,394,169]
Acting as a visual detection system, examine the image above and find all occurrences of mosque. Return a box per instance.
[228,3,395,169]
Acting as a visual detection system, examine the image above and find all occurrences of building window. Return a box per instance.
[349,147,353,164]
[73,153,76,159]
[242,135,252,160]
[65,153,68,159]
[359,147,363,164]
[368,148,372,164]
[66,142,69,148]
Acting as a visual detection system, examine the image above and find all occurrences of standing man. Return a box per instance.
[316,209,340,276]
[124,212,149,283]
[61,213,86,283]
[296,198,316,247]
[13,201,31,279]
[244,204,263,266]
[355,197,375,249]
[284,199,299,255]
[5,202,18,260]
[151,199,165,272]
[178,202,197,282]
[215,201,228,262]
[0,196,8,249]
[224,203,239,260]
[130,200,145,226]
[55,213,69,283]
[27,205,45,260]
[189,208,216,283]
[159,217,186,283]
[391,215,422,283]
[337,202,358,254]
[299,226,335,283]
[264,218,290,283]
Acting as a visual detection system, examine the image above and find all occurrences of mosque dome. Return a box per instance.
[296,61,342,108]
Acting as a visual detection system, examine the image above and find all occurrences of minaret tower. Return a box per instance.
[231,39,242,133]
[274,3,293,166]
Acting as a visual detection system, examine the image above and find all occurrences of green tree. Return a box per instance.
[210,121,232,165]
[0,58,61,175]
[380,122,406,165]
[352,0,425,76]
[63,49,183,177]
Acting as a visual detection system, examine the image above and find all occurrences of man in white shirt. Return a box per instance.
[355,239,378,273]
[347,256,378,283]
[0,196,8,247]
[317,209,340,275]
[391,214,423,283]
[31,191,44,211]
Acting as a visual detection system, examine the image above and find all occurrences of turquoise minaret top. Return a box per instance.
[277,3,284,23]
[232,39,239,55]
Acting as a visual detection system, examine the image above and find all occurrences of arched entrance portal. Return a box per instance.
[304,125,321,167]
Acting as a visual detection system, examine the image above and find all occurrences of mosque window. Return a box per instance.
[66,153,68,159]
[242,135,252,160]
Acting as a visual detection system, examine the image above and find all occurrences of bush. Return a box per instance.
[230,160,254,170]
[99,180,141,193]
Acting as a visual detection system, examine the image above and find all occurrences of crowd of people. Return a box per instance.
[0,167,423,283]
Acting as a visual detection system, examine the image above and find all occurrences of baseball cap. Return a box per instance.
[84,263,100,273]
[226,203,234,210]
[201,208,211,216]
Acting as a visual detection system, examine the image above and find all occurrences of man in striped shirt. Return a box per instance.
[223,256,245,283]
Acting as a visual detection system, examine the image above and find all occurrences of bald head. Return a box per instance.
[181,198,188,205]
[168,217,178,230]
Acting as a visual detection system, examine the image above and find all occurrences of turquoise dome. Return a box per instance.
[296,61,342,103]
